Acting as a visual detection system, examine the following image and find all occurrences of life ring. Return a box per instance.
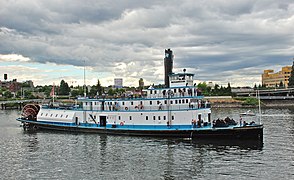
[125,107,128,110]
[120,122,124,126]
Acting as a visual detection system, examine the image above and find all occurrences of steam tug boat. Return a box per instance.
[16,49,263,140]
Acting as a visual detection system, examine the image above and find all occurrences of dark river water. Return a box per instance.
[1,108,294,180]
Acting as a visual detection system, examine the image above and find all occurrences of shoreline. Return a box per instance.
[205,96,294,108]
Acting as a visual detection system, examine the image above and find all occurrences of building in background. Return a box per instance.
[114,78,123,88]
[262,66,292,88]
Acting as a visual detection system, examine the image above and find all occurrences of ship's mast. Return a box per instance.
[83,60,86,98]
[258,90,262,124]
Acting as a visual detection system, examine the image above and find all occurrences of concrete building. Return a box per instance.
[262,66,292,88]
[114,78,123,88]
[0,79,21,92]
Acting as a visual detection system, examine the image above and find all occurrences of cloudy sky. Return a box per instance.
[0,0,293,87]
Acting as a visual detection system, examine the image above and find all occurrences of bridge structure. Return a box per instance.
[234,88,294,98]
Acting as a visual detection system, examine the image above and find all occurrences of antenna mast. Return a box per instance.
[84,60,86,98]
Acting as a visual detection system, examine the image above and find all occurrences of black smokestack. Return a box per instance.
[164,49,173,88]
[4,74,7,80]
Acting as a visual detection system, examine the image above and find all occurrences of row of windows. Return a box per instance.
[88,115,177,121]
[150,88,195,94]
[40,113,69,118]
[145,115,174,121]
[123,115,175,121]
[117,115,175,121]
[86,99,190,106]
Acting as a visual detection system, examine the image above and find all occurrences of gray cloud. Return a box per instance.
[0,0,293,86]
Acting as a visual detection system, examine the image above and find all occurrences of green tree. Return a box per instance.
[288,60,294,87]
[279,81,284,88]
[97,80,103,96]
[254,84,257,90]
[71,86,84,97]
[24,90,35,99]
[227,82,231,92]
[107,88,115,96]
[59,80,70,95]
[197,82,207,91]
[89,85,98,97]
[3,91,13,98]
[139,78,144,90]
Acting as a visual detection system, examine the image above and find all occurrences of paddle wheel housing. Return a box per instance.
[22,104,40,121]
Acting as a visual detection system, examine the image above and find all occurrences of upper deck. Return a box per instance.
[78,85,210,112]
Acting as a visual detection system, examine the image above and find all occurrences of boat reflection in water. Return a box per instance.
[184,138,263,150]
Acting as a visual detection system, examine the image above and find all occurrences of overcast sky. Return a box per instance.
[0,0,293,87]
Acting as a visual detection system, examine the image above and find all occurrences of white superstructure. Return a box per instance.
[37,72,212,129]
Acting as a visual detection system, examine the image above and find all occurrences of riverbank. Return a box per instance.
[205,96,294,108]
